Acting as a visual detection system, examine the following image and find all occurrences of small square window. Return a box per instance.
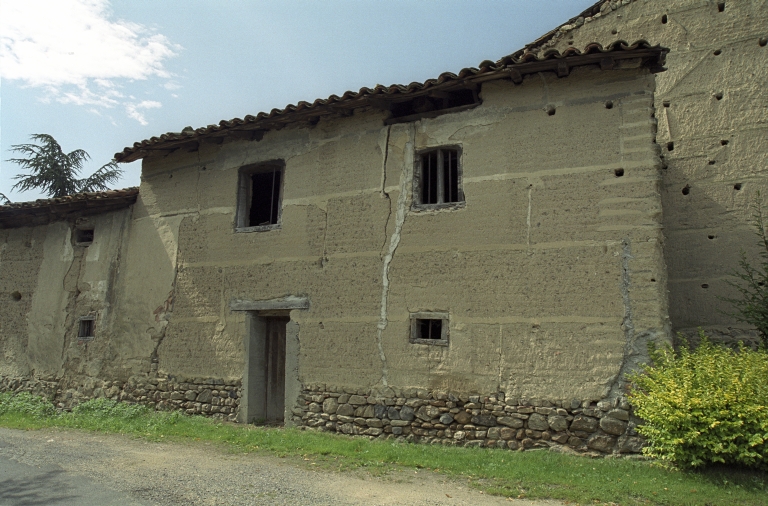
[236,162,284,231]
[75,228,94,245]
[410,312,449,346]
[78,317,95,340]
[413,147,464,209]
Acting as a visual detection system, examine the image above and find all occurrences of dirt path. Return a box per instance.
[0,428,561,506]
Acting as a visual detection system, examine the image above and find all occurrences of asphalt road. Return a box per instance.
[0,451,148,506]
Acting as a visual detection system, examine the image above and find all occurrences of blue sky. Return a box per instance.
[1,0,596,201]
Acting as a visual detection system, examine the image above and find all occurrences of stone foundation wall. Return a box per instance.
[0,374,242,422]
[293,385,645,455]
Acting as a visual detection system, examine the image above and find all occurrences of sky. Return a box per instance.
[0,0,597,202]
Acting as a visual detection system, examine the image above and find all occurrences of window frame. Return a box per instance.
[235,161,285,233]
[409,312,450,346]
[412,146,465,211]
[77,316,96,341]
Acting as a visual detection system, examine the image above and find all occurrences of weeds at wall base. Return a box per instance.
[1,393,766,505]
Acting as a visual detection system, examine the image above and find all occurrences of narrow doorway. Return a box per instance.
[263,316,287,423]
[244,314,288,424]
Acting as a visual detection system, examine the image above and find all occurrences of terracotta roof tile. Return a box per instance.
[115,40,666,163]
[0,188,139,228]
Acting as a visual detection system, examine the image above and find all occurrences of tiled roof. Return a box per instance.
[115,39,666,163]
[521,0,626,55]
[0,187,139,228]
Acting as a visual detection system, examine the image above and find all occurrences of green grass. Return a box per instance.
[1,393,766,505]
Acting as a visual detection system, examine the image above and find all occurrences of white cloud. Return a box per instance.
[0,0,179,123]
[125,100,161,126]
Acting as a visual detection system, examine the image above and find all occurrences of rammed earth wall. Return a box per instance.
[292,386,645,455]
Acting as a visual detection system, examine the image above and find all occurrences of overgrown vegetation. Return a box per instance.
[1,392,766,505]
[721,193,768,347]
[630,334,768,471]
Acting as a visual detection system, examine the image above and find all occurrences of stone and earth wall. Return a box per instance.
[1,61,666,455]
[537,0,768,346]
[1,374,242,422]
[10,1,763,457]
[294,386,644,455]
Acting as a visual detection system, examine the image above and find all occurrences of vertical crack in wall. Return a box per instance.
[380,125,392,196]
[379,126,393,257]
[61,245,85,363]
[376,124,413,386]
[608,238,637,398]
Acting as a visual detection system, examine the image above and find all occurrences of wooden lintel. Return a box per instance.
[326,106,354,117]
[228,130,265,142]
[230,295,309,312]
[427,90,452,100]
[366,97,393,111]
[557,61,569,77]
[600,57,615,70]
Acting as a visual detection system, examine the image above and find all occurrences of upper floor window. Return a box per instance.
[413,147,464,209]
[236,162,284,231]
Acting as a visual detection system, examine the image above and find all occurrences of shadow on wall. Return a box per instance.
[661,171,766,344]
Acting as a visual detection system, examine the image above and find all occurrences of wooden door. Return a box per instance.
[264,317,287,422]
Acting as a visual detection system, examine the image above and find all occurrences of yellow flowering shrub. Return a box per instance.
[629,333,768,469]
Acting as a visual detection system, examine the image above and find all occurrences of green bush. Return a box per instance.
[629,334,768,470]
[0,392,56,419]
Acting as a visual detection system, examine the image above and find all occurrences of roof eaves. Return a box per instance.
[0,188,139,229]
[115,38,665,163]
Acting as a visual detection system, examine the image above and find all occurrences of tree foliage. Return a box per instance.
[721,194,768,347]
[7,134,123,198]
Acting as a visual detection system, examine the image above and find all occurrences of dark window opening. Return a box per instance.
[416,148,462,207]
[237,163,284,230]
[76,228,94,244]
[418,319,442,340]
[386,88,479,124]
[410,312,449,345]
[78,318,95,339]
[249,169,282,226]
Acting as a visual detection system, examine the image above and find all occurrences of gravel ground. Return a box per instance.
[0,427,561,505]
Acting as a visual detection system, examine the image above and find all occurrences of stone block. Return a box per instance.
[570,414,599,432]
[599,416,628,436]
[547,415,569,432]
[527,413,549,431]
[348,395,366,405]
[471,414,496,427]
[453,411,472,424]
[587,434,617,453]
[618,435,645,454]
[399,405,415,421]
[606,408,630,421]
[497,416,524,429]
[322,397,339,414]
[336,403,354,416]
[499,427,516,440]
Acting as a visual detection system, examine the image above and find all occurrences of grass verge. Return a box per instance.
[1,393,766,505]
